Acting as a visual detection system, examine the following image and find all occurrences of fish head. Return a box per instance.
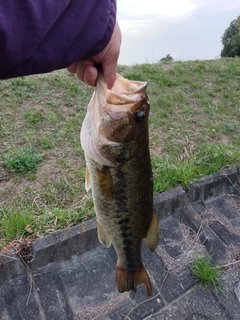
[81,73,150,166]
[98,73,149,145]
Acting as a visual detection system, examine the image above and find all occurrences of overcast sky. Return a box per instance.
[117,0,240,65]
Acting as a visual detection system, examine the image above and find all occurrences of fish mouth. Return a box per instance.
[97,73,148,119]
[107,73,148,103]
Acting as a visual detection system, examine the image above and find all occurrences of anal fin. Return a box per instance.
[144,210,160,252]
[97,221,111,247]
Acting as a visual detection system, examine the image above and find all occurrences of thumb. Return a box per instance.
[101,58,118,89]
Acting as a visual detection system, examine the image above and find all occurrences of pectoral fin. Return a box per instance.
[144,211,160,252]
[85,166,91,192]
[97,221,111,247]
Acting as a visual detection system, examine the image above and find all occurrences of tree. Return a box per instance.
[160,54,174,61]
[221,16,240,57]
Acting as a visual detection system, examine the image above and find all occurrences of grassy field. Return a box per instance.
[0,58,240,248]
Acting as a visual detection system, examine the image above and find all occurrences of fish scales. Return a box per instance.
[87,153,152,271]
[81,72,160,296]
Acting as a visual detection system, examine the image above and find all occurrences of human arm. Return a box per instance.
[0,0,117,84]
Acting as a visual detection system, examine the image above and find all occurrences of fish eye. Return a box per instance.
[133,110,145,123]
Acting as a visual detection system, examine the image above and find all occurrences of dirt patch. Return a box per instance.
[218,135,232,145]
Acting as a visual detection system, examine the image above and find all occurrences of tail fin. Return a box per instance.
[116,264,152,296]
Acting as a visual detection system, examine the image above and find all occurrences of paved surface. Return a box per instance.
[0,167,240,320]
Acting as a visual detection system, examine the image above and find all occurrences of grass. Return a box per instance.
[1,209,36,240]
[189,256,224,291]
[0,58,240,248]
[2,148,43,173]
[152,143,240,193]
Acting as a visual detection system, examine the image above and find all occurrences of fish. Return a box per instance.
[80,71,160,296]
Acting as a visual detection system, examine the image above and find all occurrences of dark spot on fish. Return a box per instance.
[121,231,129,239]
[123,246,139,270]
[123,239,132,246]
[116,152,128,163]
[115,169,128,214]
[120,225,130,237]
[119,219,131,238]
[133,110,145,124]
[118,218,130,225]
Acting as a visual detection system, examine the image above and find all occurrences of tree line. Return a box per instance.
[221,15,240,58]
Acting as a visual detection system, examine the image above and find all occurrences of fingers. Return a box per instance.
[67,60,98,86]
[94,21,122,89]
[66,21,121,89]
[82,65,98,87]
[101,58,118,89]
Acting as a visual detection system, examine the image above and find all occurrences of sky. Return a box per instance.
[117,0,240,65]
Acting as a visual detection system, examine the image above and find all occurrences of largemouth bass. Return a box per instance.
[80,72,160,296]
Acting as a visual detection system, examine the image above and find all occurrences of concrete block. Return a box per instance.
[0,253,26,285]
[151,286,230,320]
[0,274,41,320]
[178,206,228,265]
[211,268,240,320]
[31,218,99,270]
[209,221,240,246]
[154,187,187,219]
[188,168,238,202]
[34,271,74,320]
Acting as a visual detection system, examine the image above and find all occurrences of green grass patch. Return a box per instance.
[152,143,240,193]
[0,209,36,242]
[38,136,53,149]
[189,256,224,291]
[2,148,43,173]
[24,108,45,126]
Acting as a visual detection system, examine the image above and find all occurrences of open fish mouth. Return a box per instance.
[100,73,148,121]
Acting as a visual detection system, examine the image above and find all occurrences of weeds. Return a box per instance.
[24,109,45,126]
[189,256,224,291]
[38,136,53,149]
[2,148,43,173]
[0,209,36,241]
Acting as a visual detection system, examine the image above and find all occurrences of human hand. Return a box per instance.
[67,21,121,89]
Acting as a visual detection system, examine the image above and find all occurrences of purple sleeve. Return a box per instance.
[0,0,116,79]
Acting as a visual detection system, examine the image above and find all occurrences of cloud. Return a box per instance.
[117,0,196,19]
[117,0,240,65]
